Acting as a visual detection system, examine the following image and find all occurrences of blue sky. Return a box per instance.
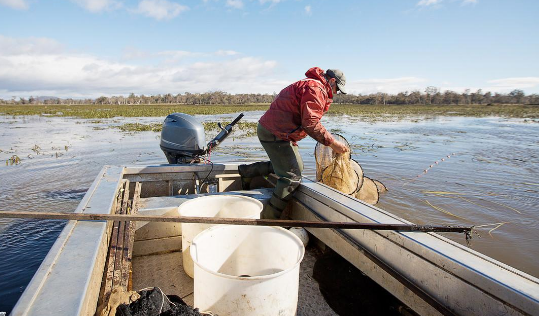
[0,0,537,98]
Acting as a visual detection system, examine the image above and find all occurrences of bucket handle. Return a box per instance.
[191,242,198,263]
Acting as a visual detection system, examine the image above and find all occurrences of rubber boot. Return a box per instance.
[238,161,274,190]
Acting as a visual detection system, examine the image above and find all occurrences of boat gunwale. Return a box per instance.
[295,180,539,315]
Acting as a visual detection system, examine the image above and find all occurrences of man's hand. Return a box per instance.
[329,140,349,154]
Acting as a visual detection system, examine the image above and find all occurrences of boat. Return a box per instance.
[9,113,539,316]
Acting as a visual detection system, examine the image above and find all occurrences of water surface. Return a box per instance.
[0,113,538,313]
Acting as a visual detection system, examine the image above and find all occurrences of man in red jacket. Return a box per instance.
[239,67,349,219]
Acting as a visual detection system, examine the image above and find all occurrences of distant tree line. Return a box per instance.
[1,88,538,106]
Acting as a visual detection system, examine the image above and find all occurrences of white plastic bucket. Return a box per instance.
[191,225,305,316]
[178,195,262,278]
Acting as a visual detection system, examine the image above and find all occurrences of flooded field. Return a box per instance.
[0,112,538,313]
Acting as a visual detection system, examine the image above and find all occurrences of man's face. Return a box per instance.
[329,78,338,95]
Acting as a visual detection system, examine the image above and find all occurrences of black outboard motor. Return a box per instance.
[160,112,244,164]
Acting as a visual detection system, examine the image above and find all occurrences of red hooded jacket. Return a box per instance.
[259,67,335,146]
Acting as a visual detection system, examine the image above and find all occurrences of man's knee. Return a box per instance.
[238,161,274,178]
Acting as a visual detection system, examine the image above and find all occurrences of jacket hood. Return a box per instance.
[305,67,326,82]
[305,67,333,98]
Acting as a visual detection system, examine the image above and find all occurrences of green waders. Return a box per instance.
[255,123,304,219]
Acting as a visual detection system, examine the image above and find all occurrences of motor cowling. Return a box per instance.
[160,113,206,164]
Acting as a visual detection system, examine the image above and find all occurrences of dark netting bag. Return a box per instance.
[116,287,208,316]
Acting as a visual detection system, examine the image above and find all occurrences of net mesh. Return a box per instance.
[315,135,351,181]
[315,135,386,205]
[355,176,379,205]
[321,153,359,195]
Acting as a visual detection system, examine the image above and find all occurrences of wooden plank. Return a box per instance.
[125,182,142,290]
[0,211,472,234]
[112,180,130,289]
[97,179,127,312]
[119,200,132,289]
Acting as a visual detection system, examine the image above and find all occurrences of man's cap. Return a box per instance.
[326,69,347,94]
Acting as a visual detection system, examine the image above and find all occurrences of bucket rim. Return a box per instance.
[190,225,305,281]
[177,194,264,216]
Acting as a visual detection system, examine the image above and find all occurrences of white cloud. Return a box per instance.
[122,47,151,60]
[486,77,539,92]
[226,0,243,9]
[417,0,442,6]
[0,36,282,98]
[0,35,65,55]
[0,0,28,10]
[71,0,122,12]
[346,77,427,94]
[461,0,477,5]
[135,0,189,20]
[215,50,240,56]
[304,5,311,16]
[123,48,239,63]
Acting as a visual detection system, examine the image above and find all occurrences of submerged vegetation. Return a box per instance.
[0,103,538,119]
[114,121,258,136]
[116,123,163,133]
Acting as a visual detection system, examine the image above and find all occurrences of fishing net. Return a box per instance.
[315,135,351,181]
[321,153,359,195]
[373,179,387,193]
[116,287,209,316]
[350,159,364,194]
[356,177,379,205]
[315,134,386,205]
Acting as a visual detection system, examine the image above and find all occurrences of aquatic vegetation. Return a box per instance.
[203,122,258,138]
[6,155,21,165]
[1,104,538,119]
[116,123,163,133]
[31,144,41,154]
[0,104,269,119]
[113,121,258,138]
[326,104,539,120]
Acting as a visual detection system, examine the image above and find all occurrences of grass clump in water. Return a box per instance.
[6,155,21,165]
[203,121,258,137]
[116,123,163,133]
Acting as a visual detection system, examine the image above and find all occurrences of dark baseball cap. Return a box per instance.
[326,69,347,94]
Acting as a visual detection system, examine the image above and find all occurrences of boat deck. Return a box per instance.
[132,189,338,315]
[12,164,539,316]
